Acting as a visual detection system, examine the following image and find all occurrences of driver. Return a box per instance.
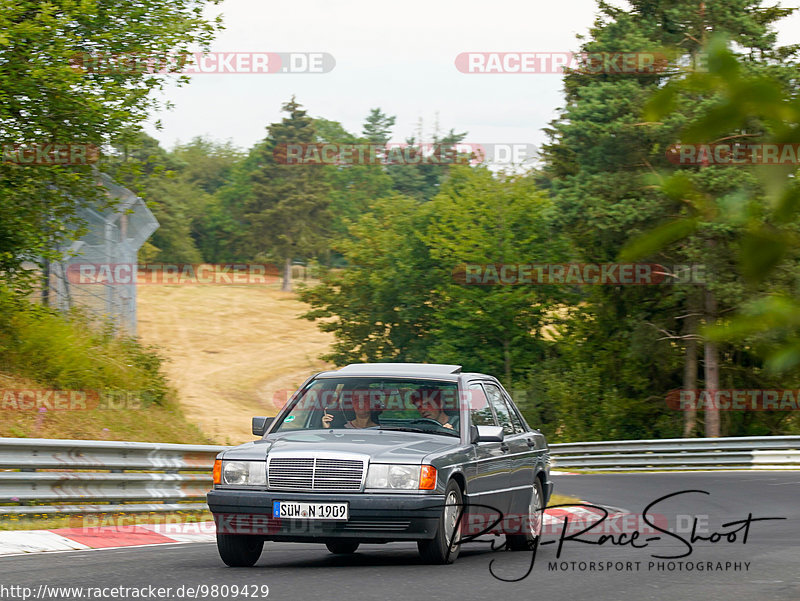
[411,389,459,431]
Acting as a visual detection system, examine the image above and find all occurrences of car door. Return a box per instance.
[483,382,533,519]
[464,382,511,523]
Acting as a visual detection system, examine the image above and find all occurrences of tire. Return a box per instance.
[216,534,264,567]
[418,480,463,564]
[506,478,543,551]
[326,541,360,554]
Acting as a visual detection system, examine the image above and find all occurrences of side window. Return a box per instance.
[468,384,497,426]
[484,383,514,435]
[501,394,525,434]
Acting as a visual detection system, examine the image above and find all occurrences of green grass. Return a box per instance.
[0,371,213,442]
[0,285,213,443]
[548,493,583,507]
[0,286,168,399]
[0,510,213,531]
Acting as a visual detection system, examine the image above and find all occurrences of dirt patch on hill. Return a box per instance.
[137,285,333,444]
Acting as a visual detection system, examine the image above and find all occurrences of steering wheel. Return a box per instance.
[407,418,449,428]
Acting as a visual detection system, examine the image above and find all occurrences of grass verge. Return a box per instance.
[548,493,583,507]
[0,510,213,531]
[0,371,212,443]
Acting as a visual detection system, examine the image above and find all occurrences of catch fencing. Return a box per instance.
[0,435,798,516]
[45,173,158,335]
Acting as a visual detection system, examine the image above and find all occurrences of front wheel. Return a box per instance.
[418,480,463,564]
[326,541,359,554]
[506,478,543,551]
[217,534,264,567]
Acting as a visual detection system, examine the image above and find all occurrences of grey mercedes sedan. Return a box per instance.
[207,363,552,566]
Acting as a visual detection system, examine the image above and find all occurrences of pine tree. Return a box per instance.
[362,108,396,145]
[245,97,331,291]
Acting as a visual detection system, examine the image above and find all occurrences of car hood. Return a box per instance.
[221,429,459,464]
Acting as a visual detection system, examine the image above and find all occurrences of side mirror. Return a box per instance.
[252,416,274,436]
[471,425,505,443]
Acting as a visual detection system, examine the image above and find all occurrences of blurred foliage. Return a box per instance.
[535,0,799,439]
[628,37,800,376]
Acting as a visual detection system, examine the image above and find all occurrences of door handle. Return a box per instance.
[526,439,537,448]
[500,443,510,452]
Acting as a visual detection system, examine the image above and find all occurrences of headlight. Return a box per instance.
[221,460,266,486]
[365,464,437,490]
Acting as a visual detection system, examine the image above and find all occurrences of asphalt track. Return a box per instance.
[1,472,798,601]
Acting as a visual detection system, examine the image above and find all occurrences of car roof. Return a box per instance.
[315,362,464,380]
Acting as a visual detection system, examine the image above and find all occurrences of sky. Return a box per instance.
[145,0,800,154]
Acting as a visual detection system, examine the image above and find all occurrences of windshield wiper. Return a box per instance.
[378,426,459,437]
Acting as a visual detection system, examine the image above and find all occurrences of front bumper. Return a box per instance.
[207,489,443,542]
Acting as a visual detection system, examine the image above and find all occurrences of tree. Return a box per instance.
[387,128,468,202]
[362,108,396,145]
[626,38,800,438]
[300,166,570,388]
[425,168,570,382]
[299,193,438,362]
[245,98,331,291]
[314,117,394,246]
[104,134,244,263]
[541,0,798,438]
[0,0,220,287]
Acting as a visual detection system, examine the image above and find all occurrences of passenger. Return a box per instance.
[320,394,346,429]
[322,394,379,429]
[412,389,459,430]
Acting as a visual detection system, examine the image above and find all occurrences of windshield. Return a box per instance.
[273,377,461,437]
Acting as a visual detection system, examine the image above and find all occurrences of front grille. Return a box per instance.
[268,455,365,491]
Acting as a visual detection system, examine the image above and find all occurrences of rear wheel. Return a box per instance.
[418,480,463,564]
[326,541,359,554]
[216,534,264,567]
[506,478,543,551]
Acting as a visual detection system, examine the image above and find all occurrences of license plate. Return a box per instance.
[273,501,349,520]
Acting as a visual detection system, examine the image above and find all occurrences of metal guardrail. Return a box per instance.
[1,435,798,516]
[549,435,800,471]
